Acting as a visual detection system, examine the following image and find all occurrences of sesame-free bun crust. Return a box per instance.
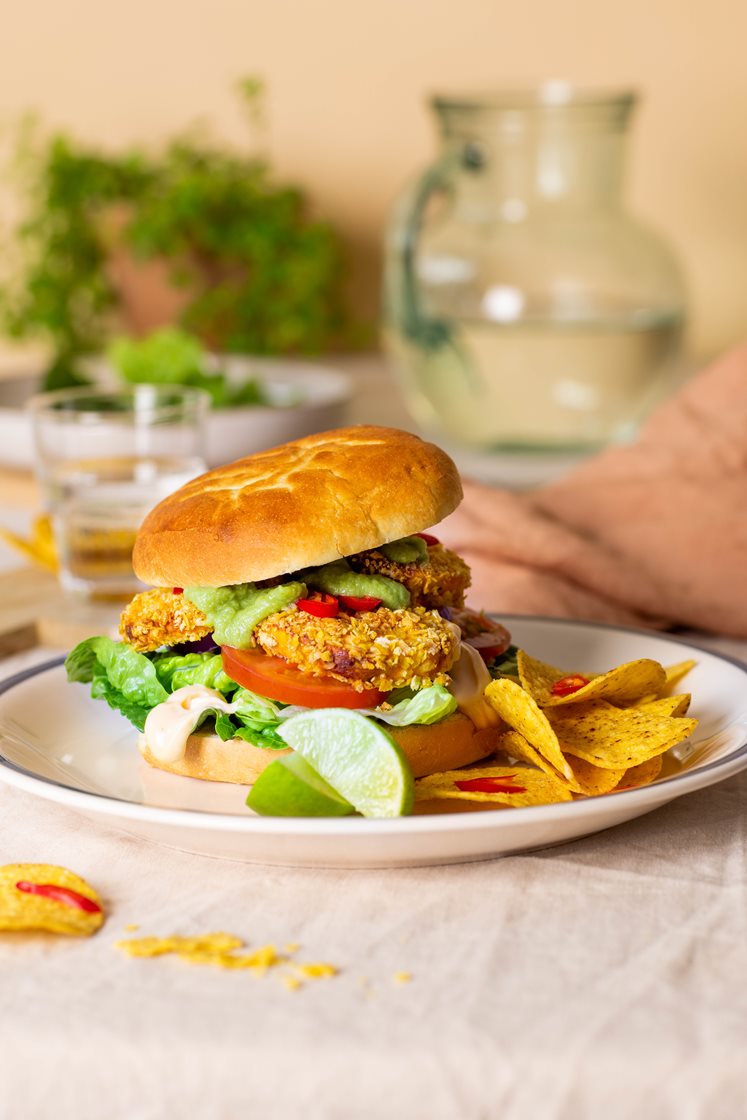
[138,731,292,785]
[137,712,499,785]
[133,425,462,587]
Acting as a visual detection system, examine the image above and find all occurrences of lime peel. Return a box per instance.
[247,753,354,817]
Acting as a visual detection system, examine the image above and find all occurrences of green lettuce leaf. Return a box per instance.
[277,684,457,729]
[230,686,287,726]
[107,328,271,409]
[109,327,206,386]
[366,684,457,727]
[151,652,238,695]
[487,644,519,680]
[231,724,290,750]
[65,636,169,732]
[212,690,289,750]
[66,637,457,745]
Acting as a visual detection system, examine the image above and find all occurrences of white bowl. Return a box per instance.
[0,357,353,470]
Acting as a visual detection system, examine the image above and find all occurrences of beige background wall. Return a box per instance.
[2,0,745,359]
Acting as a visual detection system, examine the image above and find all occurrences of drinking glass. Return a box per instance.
[29,385,208,598]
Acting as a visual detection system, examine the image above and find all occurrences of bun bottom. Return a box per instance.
[137,712,500,785]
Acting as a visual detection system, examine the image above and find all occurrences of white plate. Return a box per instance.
[0,358,352,470]
[1,618,746,868]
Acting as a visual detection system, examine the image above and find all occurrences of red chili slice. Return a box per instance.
[550,674,590,697]
[15,881,102,914]
[297,594,339,619]
[172,587,183,594]
[455,776,527,795]
[338,595,382,612]
[415,532,440,546]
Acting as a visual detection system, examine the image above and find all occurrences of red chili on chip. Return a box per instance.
[455,776,527,795]
[550,674,590,697]
[415,532,440,546]
[15,881,102,914]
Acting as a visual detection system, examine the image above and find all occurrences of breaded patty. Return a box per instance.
[254,605,459,692]
[119,588,211,652]
[348,544,470,609]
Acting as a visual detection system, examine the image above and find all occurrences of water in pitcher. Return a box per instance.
[390,311,682,454]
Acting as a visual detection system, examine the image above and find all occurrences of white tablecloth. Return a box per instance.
[2,640,747,1120]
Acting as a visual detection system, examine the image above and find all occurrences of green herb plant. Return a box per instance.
[0,79,354,387]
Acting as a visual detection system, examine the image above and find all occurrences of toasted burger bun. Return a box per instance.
[133,425,463,588]
[137,712,499,786]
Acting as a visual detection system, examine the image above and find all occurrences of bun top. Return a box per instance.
[133,425,463,587]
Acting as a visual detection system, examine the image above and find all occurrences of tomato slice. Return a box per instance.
[338,594,382,612]
[221,646,385,709]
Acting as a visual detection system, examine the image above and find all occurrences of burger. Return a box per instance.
[66,425,513,796]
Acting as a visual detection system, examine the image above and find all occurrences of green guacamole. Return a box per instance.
[185,582,306,649]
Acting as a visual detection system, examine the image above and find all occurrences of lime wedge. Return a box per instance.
[276,709,415,818]
[247,753,355,817]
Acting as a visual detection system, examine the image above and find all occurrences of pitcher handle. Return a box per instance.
[387,147,466,352]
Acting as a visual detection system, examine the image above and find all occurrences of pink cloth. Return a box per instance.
[438,341,747,636]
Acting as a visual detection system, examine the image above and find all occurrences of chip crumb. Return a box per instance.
[284,942,301,953]
[180,944,285,972]
[114,932,340,982]
[393,971,413,984]
[281,974,303,992]
[123,923,139,933]
[292,962,338,980]
[115,932,243,959]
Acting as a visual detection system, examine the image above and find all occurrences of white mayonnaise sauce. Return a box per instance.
[447,629,502,730]
[143,685,240,764]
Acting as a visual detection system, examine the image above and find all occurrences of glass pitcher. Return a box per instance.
[383,85,686,484]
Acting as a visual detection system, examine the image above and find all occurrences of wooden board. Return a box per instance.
[0,467,38,510]
[0,565,123,653]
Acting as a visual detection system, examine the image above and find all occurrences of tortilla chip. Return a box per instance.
[497,727,559,775]
[542,658,667,707]
[547,701,698,769]
[635,694,691,717]
[563,756,627,796]
[662,660,697,693]
[499,728,624,796]
[415,765,572,807]
[614,755,664,791]
[0,864,104,936]
[517,650,575,703]
[484,678,574,780]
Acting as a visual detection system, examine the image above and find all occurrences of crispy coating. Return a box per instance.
[348,544,470,609]
[119,588,211,652]
[254,606,459,692]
